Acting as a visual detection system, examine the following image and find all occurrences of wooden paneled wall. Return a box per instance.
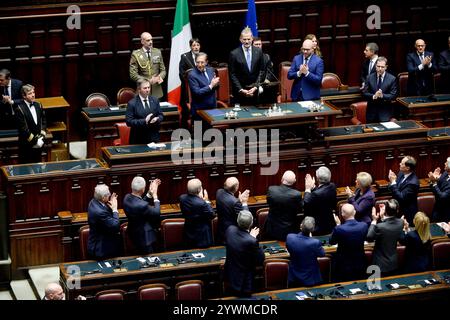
[0,0,448,138]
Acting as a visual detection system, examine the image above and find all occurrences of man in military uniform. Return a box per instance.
[129,32,166,99]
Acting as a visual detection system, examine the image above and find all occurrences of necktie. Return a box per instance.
[29,102,38,125]
[369,60,374,73]
[419,53,424,62]
[377,75,382,90]
[143,99,149,110]
[204,71,209,82]
[146,50,151,61]
[304,57,309,65]
[246,48,251,71]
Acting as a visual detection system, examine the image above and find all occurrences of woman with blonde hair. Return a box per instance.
[400,211,431,273]
[345,172,375,225]
[305,34,322,58]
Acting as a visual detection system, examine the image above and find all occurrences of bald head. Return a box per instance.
[341,203,356,221]
[44,282,65,300]
[140,32,153,50]
[281,170,296,186]
[187,178,202,195]
[224,177,239,194]
[415,39,426,54]
[302,39,314,58]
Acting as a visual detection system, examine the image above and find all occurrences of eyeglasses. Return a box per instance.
[416,45,425,47]
[301,48,313,52]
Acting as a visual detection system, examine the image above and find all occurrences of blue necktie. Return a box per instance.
[377,75,382,90]
[246,48,251,71]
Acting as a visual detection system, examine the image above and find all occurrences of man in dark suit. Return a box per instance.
[437,36,450,93]
[360,42,379,89]
[388,155,420,225]
[428,157,450,222]
[0,68,23,129]
[179,38,201,128]
[367,199,404,276]
[303,166,337,235]
[87,184,121,260]
[224,210,264,297]
[288,39,324,101]
[126,78,163,144]
[286,217,325,287]
[329,203,369,282]
[216,177,250,243]
[265,170,302,241]
[228,27,265,105]
[180,178,215,248]
[362,56,398,123]
[187,52,220,121]
[407,38,436,96]
[15,84,47,164]
[122,176,161,254]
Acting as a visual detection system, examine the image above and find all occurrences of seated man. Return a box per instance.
[187,52,220,121]
[224,210,264,297]
[362,56,398,123]
[87,184,121,260]
[122,176,161,254]
[286,217,325,287]
[265,170,302,241]
[180,178,215,248]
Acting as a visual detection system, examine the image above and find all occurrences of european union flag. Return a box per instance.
[245,0,258,36]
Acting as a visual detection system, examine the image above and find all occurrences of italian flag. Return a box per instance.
[167,0,192,111]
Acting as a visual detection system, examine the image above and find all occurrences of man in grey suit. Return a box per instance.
[362,56,398,123]
[367,199,404,276]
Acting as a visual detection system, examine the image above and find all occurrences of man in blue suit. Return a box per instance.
[363,56,398,123]
[288,39,324,101]
[216,177,250,243]
[0,68,23,129]
[123,176,161,254]
[286,216,325,287]
[180,178,215,248]
[126,78,163,144]
[228,27,265,105]
[407,39,436,96]
[224,210,264,297]
[187,52,220,121]
[87,184,121,260]
[428,157,450,222]
[388,156,420,225]
[329,204,368,282]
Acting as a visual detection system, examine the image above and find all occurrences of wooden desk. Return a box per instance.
[59,241,287,299]
[82,104,179,158]
[397,94,450,128]
[220,270,450,300]
[38,96,70,158]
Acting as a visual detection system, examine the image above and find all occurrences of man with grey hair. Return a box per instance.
[216,177,250,243]
[180,178,215,248]
[87,184,121,260]
[360,42,379,88]
[123,176,161,254]
[15,84,47,164]
[43,282,85,300]
[303,166,337,235]
[265,170,302,241]
[224,210,264,297]
[329,203,368,282]
[286,216,325,287]
[229,27,265,105]
[428,157,450,222]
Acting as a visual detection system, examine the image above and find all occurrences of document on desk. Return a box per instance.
[147,142,167,149]
[380,121,401,129]
[192,253,205,259]
[160,102,172,107]
[298,101,315,109]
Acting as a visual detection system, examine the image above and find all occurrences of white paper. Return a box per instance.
[380,121,401,129]
[349,288,363,294]
[104,262,111,268]
[109,106,119,111]
[391,283,400,289]
[159,102,172,107]
[148,142,166,149]
[148,256,160,263]
[298,101,315,108]
[192,253,205,259]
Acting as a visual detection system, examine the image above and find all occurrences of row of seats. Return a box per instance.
[95,280,203,300]
[85,87,136,108]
